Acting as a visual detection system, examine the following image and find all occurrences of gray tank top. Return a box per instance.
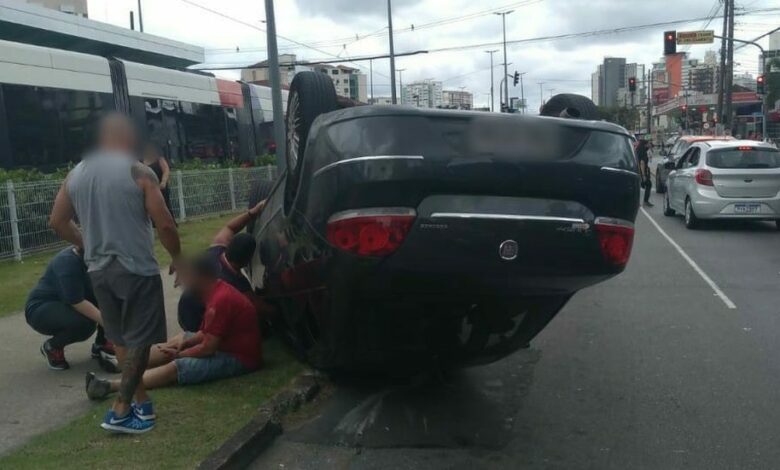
[67,151,159,276]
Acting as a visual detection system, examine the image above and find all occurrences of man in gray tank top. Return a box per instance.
[50,113,182,434]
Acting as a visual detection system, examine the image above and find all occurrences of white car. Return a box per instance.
[663,140,780,230]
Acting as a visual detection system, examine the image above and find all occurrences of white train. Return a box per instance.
[0,38,287,168]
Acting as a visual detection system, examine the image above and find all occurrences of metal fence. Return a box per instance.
[0,166,277,261]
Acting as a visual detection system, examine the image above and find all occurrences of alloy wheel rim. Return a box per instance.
[685,201,691,224]
[286,93,301,171]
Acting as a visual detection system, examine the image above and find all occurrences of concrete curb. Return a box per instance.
[198,372,321,470]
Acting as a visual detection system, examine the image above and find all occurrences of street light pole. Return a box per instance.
[485,49,498,112]
[495,11,513,112]
[538,82,545,108]
[388,0,397,104]
[264,0,286,171]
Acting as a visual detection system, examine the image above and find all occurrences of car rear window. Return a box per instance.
[707,148,780,169]
[325,115,635,170]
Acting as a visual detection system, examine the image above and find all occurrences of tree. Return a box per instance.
[766,58,780,111]
[596,106,640,130]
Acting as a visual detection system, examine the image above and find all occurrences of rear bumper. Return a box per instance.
[690,187,780,219]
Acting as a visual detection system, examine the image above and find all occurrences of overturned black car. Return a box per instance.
[249,72,640,371]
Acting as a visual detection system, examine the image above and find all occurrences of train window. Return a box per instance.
[180,101,227,160]
[225,107,239,160]
[3,84,109,168]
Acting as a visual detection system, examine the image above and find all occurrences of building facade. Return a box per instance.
[402,80,443,108]
[442,89,473,109]
[242,56,368,103]
[601,57,626,107]
[26,0,87,16]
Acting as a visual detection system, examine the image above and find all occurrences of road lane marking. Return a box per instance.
[640,207,737,310]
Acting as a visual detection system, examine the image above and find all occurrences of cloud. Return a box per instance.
[293,0,418,20]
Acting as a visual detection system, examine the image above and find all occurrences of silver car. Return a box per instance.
[663,140,780,230]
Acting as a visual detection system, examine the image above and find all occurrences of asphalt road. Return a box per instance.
[252,197,780,470]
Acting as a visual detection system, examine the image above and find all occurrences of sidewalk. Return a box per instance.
[0,270,181,456]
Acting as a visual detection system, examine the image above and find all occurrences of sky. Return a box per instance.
[87,0,780,113]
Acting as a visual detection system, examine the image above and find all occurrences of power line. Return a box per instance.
[204,0,544,53]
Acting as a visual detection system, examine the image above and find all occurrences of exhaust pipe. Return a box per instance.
[559,107,581,119]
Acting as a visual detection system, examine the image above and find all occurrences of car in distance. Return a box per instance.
[663,140,780,230]
[249,72,640,371]
[656,135,735,193]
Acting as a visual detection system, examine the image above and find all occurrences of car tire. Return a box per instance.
[684,198,699,229]
[539,93,599,120]
[663,192,675,216]
[284,71,339,213]
[775,220,780,231]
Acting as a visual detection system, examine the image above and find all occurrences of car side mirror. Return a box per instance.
[664,161,676,170]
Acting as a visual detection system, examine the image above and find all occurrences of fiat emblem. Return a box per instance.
[499,240,518,260]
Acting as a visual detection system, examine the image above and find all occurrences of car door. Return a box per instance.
[677,147,701,207]
[668,149,691,210]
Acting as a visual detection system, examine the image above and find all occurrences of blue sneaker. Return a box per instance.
[100,409,155,434]
[131,400,156,421]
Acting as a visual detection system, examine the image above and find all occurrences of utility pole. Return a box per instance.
[388,0,397,104]
[369,58,374,103]
[518,72,526,114]
[396,68,406,105]
[717,0,728,125]
[538,82,545,108]
[264,0,286,170]
[137,0,144,33]
[724,0,735,131]
[485,49,498,112]
[495,11,513,112]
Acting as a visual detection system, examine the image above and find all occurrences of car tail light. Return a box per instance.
[695,168,714,186]
[594,217,635,267]
[327,208,416,256]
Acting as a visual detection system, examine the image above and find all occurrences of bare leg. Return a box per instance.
[108,362,178,392]
[112,345,150,416]
[148,345,176,368]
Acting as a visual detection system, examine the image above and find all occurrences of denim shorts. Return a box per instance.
[174,352,248,385]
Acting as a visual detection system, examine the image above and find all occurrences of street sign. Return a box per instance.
[676,30,715,45]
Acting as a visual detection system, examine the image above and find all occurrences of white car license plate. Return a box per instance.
[734,204,760,214]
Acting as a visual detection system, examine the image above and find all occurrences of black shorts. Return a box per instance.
[89,259,167,348]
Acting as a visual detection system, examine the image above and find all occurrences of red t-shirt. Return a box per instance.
[200,280,262,370]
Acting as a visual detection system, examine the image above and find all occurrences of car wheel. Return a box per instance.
[663,192,675,216]
[539,93,599,120]
[284,71,338,213]
[776,220,780,231]
[684,198,699,229]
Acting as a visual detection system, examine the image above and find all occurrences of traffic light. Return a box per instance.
[628,77,637,92]
[513,71,519,87]
[757,74,766,95]
[664,31,677,55]
[681,104,687,113]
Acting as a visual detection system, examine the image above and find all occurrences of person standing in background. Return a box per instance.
[143,143,174,221]
[50,113,182,434]
[636,138,653,207]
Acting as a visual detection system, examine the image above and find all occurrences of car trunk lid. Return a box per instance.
[707,147,780,198]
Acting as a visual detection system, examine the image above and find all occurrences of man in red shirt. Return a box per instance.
[85,255,262,401]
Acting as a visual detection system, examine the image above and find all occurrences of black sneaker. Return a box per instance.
[644,201,655,208]
[86,372,112,400]
[41,340,69,370]
[92,342,120,373]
